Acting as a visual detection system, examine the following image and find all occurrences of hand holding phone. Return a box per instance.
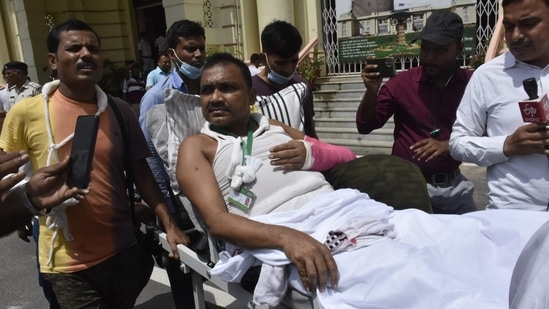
[67,115,99,188]
[367,58,396,78]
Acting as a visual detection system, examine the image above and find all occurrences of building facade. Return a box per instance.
[0,0,323,85]
[0,0,502,84]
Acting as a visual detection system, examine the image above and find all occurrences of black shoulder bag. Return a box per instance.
[107,96,164,259]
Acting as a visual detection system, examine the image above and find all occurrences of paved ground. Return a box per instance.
[460,163,489,210]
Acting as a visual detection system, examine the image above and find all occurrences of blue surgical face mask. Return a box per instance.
[170,48,203,80]
[265,54,296,85]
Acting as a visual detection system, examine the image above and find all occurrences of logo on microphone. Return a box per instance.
[518,93,549,123]
[523,104,537,117]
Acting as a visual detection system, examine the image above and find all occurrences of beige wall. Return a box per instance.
[256,0,294,34]
[239,0,259,60]
[0,0,323,84]
[0,0,25,80]
[0,0,135,84]
[17,0,49,83]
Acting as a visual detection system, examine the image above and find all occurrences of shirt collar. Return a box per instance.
[417,65,468,85]
[502,51,549,71]
[169,70,189,93]
[8,80,29,91]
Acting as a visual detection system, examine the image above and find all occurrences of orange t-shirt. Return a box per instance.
[0,89,150,273]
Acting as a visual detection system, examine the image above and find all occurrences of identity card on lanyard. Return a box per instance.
[228,125,256,211]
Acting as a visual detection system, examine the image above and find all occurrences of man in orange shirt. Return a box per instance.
[0,19,188,308]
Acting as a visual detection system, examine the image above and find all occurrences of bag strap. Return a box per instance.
[107,96,139,228]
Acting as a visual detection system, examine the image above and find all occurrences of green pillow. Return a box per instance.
[323,154,433,213]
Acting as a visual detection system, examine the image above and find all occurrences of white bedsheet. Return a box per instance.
[211,189,549,309]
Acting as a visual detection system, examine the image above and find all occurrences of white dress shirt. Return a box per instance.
[450,52,549,210]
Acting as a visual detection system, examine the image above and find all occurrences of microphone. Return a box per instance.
[519,77,549,123]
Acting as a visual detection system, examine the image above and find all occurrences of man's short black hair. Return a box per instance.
[261,20,302,58]
[204,53,251,89]
[250,53,260,63]
[166,20,205,49]
[47,19,101,54]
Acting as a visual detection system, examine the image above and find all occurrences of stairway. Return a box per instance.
[313,74,394,156]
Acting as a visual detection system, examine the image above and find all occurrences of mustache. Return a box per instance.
[509,39,529,49]
[76,61,97,70]
[207,101,229,112]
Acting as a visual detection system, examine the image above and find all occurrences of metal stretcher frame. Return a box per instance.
[156,230,321,309]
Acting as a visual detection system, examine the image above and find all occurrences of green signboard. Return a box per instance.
[339,25,477,62]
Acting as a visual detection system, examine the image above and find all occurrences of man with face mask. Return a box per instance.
[138,19,206,309]
[253,20,318,138]
[356,10,477,215]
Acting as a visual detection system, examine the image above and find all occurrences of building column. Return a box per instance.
[13,0,48,83]
[0,0,23,69]
[256,0,294,42]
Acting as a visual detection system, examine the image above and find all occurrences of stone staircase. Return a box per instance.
[313,74,394,156]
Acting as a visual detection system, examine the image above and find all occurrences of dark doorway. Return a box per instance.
[133,0,167,58]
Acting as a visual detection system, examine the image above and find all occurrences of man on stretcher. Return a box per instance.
[176,53,549,308]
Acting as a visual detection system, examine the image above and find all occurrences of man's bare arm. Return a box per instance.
[176,134,339,292]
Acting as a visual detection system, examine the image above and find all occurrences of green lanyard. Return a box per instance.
[210,122,254,165]
[242,126,253,165]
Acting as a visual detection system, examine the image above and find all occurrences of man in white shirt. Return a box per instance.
[155,33,168,56]
[450,0,549,210]
[137,31,154,77]
[248,53,261,76]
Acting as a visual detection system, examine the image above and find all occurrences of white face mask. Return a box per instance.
[265,53,296,84]
[170,48,203,79]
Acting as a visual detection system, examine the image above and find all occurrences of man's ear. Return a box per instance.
[167,48,177,62]
[47,53,57,70]
[259,53,267,66]
[456,41,465,57]
[249,87,257,107]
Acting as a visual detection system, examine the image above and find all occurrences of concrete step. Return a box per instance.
[314,98,362,108]
[312,75,394,155]
[314,117,360,128]
[315,75,390,91]
[314,107,358,119]
[317,127,393,141]
[315,117,394,129]
[314,89,365,99]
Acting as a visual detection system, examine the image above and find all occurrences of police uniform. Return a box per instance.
[5,80,42,111]
[1,61,42,112]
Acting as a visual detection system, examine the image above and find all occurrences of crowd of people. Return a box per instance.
[2,0,549,307]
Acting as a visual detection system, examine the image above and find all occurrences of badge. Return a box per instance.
[228,187,255,211]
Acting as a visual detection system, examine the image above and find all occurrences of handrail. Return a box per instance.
[298,36,318,65]
[485,14,505,62]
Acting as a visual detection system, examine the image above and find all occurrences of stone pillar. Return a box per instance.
[256,0,294,47]
[0,0,23,69]
[14,0,49,83]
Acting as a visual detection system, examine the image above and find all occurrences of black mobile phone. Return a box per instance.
[67,115,100,188]
[369,58,396,78]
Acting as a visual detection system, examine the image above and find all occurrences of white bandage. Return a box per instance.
[300,140,315,170]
